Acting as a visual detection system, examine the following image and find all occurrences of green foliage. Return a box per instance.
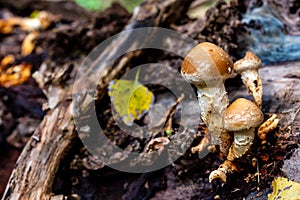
[108,68,154,126]
[119,0,143,12]
[75,0,103,11]
[29,10,40,18]
[74,0,143,12]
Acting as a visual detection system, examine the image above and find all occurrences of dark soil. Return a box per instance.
[0,0,299,200]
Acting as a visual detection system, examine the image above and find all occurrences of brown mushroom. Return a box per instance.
[233,51,263,108]
[181,42,233,154]
[209,98,264,183]
[224,98,264,161]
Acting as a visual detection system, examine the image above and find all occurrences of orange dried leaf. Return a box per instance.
[0,63,32,87]
[20,11,54,31]
[22,31,39,56]
[1,55,15,66]
[0,11,55,34]
[0,18,21,34]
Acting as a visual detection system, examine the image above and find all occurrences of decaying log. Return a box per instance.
[2,97,75,200]
[1,1,193,199]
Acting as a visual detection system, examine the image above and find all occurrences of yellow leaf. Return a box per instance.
[268,177,300,200]
[108,69,154,126]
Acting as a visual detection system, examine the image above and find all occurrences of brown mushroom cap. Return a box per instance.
[224,98,264,131]
[181,42,233,86]
[233,51,262,73]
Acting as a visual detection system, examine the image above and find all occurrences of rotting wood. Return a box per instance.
[2,98,75,200]
[1,0,194,199]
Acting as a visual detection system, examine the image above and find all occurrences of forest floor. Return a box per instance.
[0,1,299,199]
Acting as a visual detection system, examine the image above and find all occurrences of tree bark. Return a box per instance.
[2,98,75,200]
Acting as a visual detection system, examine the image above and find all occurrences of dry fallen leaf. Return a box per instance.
[0,18,22,34]
[21,11,53,31]
[0,63,32,87]
[0,11,55,34]
[146,137,170,154]
[1,55,15,66]
[22,31,39,56]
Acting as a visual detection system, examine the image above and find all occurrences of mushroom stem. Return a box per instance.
[196,83,228,125]
[196,83,231,155]
[227,128,255,161]
[209,160,237,183]
[240,70,262,108]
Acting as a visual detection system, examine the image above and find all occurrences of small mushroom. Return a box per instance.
[181,42,233,154]
[209,98,264,183]
[233,51,263,108]
[224,98,264,161]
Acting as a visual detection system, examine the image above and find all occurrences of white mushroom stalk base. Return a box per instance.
[195,84,232,155]
[240,70,262,108]
[227,127,255,161]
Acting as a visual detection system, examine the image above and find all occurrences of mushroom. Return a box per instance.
[224,98,264,161]
[233,51,263,108]
[181,42,233,155]
[209,98,264,183]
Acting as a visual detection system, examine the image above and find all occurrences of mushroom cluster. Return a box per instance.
[181,42,279,183]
